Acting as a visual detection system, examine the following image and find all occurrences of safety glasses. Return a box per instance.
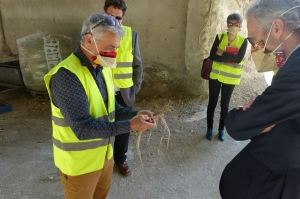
[91,16,120,30]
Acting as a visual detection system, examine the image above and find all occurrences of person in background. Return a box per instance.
[103,0,143,176]
[206,13,248,141]
[220,0,300,198]
[44,13,156,199]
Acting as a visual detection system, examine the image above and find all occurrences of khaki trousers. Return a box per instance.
[59,158,114,199]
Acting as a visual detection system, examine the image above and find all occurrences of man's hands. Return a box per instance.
[236,98,255,111]
[137,110,153,117]
[237,97,275,134]
[130,110,156,132]
[137,110,156,123]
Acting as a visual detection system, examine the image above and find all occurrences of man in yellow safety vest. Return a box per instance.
[44,13,155,199]
[103,0,143,176]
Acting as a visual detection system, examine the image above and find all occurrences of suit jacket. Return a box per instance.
[119,30,143,107]
[220,46,300,199]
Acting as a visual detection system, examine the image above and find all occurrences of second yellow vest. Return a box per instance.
[210,33,245,85]
[113,26,134,88]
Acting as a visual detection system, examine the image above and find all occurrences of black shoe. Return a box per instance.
[206,129,213,140]
[218,130,225,141]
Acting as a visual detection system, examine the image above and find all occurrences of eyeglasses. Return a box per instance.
[91,16,120,30]
[106,13,123,21]
[227,22,240,27]
[82,16,120,36]
[247,27,264,46]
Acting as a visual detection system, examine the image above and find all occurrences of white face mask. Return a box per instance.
[96,51,117,68]
[81,30,117,68]
[227,27,241,34]
[81,44,117,68]
[92,34,117,68]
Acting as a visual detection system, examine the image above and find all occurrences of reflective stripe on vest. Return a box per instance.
[52,136,114,151]
[44,54,115,176]
[52,112,115,127]
[116,62,133,67]
[210,33,245,85]
[211,68,241,79]
[215,62,243,68]
[113,26,134,88]
[114,73,133,79]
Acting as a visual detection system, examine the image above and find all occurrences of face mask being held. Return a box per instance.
[250,6,300,72]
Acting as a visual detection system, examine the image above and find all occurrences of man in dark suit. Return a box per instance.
[103,0,143,176]
[219,0,300,198]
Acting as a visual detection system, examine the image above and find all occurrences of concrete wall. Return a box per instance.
[0,0,253,100]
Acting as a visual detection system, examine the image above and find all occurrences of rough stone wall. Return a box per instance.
[185,0,252,100]
[0,0,254,100]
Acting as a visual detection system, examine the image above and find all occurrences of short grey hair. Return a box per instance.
[80,13,125,44]
[246,0,300,36]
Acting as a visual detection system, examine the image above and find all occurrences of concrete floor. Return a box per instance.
[0,88,252,199]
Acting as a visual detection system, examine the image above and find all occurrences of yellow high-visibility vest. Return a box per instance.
[113,26,134,88]
[44,54,115,176]
[210,33,245,85]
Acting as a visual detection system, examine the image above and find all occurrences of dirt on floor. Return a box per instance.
[0,69,268,199]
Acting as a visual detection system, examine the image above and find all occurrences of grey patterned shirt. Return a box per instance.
[50,46,138,140]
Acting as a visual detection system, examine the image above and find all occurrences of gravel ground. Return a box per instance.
[0,70,268,199]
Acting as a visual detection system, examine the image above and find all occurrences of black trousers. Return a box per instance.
[207,78,235,130]
[114,93,131,164]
